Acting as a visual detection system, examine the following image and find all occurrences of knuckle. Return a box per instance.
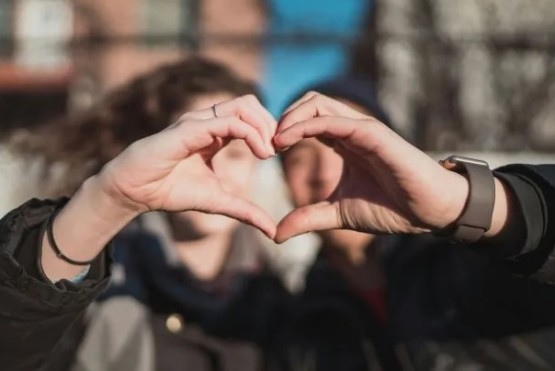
[318,116,334,124]
[176,112,189,121]
[177,111,198,122]
[306,90,320,97]
[243,94,258,104]
[308,92,329,106]
[126,138,147,155]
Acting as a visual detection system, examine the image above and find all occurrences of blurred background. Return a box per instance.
[0,0,554,148]
[0,0,554,286]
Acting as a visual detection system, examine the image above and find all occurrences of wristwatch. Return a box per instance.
[437,155,495,243]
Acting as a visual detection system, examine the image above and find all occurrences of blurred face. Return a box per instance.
[282,98,372,208]
[282,137,343,208]
[282,98,373,245]
[171,93,259,237]
[282,137,350,246]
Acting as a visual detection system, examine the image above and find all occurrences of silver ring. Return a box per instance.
[211,104,218,118]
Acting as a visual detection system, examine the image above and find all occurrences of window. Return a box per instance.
[140,0,198,48]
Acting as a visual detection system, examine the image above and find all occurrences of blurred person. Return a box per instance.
[7,58,291,371]
[277,85,555,370]
[278,77,396,370]
[1,94,282,371]
[3,76,555,371]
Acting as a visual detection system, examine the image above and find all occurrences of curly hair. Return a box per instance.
[9,56,258,196]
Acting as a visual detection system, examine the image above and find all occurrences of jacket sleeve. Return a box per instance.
[0,199,111,371]
[489,165,555,284]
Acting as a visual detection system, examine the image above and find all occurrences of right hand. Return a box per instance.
[274,93,469,242]
[96,95,278,238]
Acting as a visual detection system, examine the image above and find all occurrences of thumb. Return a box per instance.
[212,192,277,239]
[275,201,339,243]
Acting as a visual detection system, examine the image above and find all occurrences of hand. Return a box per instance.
[273,93,469,243]
[97,95,278,238]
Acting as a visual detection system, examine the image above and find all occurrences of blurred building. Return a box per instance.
[0,0,73,133]
[368,0,555,151]
[3,0,553,150]
[0,0,267,134]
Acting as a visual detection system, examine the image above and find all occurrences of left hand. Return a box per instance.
[97,95,278,237]
[42,95,278,282]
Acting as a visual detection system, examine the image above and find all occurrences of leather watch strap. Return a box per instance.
[439,156,495,243]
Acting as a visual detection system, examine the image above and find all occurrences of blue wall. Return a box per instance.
[263,0,372,116]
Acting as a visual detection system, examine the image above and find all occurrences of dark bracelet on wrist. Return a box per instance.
[46,207,97,266]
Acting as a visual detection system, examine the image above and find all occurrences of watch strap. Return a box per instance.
[439,156,495,243]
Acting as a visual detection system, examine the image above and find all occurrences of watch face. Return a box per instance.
[447,155,489,168]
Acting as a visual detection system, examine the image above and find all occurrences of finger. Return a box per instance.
[278,94,367,134]
[213,192,277,239]
[281,91,319,116]
[278,93,324,133]
[246,96,278,139]
[181,95,276,154]
[218,95,276,151]
[274,116,361,152]
[177,116,272,159]
[206,116,272,159]
[275,201,339,243]
[242,96,278,155]
[198,137,225,162]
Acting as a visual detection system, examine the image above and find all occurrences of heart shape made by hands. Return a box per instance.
[103,93,465,244]
[202,92,461,244]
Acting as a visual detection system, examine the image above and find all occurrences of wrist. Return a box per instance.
[40,176,140,282]
[94,169,149,217]
[434,170,470,231]
[433,156,496,243]
[435,173,508,240]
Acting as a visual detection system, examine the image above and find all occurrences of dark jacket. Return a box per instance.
[276,165,555,371]
[1,164,555,370]
[283,249,398,371]
[83,214,292,371]
[0,199,110,371]
[286,233,555,371]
